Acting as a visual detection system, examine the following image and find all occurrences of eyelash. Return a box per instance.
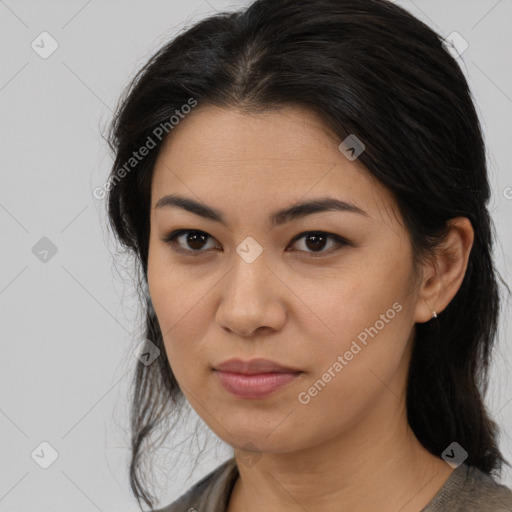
[161,229,349,258]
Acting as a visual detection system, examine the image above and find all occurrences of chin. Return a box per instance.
[213,417,305,453]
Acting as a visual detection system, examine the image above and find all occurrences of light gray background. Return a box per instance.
[1,0,511,510]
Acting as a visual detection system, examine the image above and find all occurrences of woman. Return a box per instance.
[105,0,512,510]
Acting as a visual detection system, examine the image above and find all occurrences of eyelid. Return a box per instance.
[287,231,349,255]
[161,229,350,257]
[161,229,220,256]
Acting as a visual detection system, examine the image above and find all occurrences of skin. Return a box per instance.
[147,105,474,512]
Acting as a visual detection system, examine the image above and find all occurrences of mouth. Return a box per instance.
[213,358,303,399]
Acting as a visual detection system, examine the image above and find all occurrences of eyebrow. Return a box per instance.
[154,193,368,227]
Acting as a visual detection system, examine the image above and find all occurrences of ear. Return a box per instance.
[414,217,474,324]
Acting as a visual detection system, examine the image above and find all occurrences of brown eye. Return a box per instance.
[302,233,329,251]
[183,231,209,250]
[162,229,348,258]
[162,229,218,254]
[288,231,347,257]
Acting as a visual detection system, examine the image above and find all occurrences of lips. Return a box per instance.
[213,358,303,399]
[214,357,301,374]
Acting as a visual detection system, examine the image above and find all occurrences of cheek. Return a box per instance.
[147,252,185,348]
[299,249,415,387]
[148,241,205,329]
[310,251,411,336]
[147,251,215,382]
[292,286,412,444]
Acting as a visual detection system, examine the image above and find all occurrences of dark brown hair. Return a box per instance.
[105,0,510,509]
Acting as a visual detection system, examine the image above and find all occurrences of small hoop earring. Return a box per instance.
[432,310,438,319]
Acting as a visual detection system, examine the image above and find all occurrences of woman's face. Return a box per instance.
[147,105,425,453]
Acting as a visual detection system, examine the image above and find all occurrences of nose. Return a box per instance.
[215,251,287,338]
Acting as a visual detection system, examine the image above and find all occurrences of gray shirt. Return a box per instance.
[154,457,512,512]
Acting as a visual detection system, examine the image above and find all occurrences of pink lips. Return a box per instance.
[213,358,302,399]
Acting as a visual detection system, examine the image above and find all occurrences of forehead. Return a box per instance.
[151,105,399,225]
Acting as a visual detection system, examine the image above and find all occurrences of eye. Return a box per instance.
[288,231,348,257]
[161,229,348,257]
[161,229,219,255]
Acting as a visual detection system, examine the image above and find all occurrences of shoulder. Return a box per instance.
[425,463,512,512]
[461,464,512,511]
[152,457,238,512]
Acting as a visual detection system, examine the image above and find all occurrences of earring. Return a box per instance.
[432,310,438,319]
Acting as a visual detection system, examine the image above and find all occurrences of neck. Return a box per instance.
[228,398,453,512]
